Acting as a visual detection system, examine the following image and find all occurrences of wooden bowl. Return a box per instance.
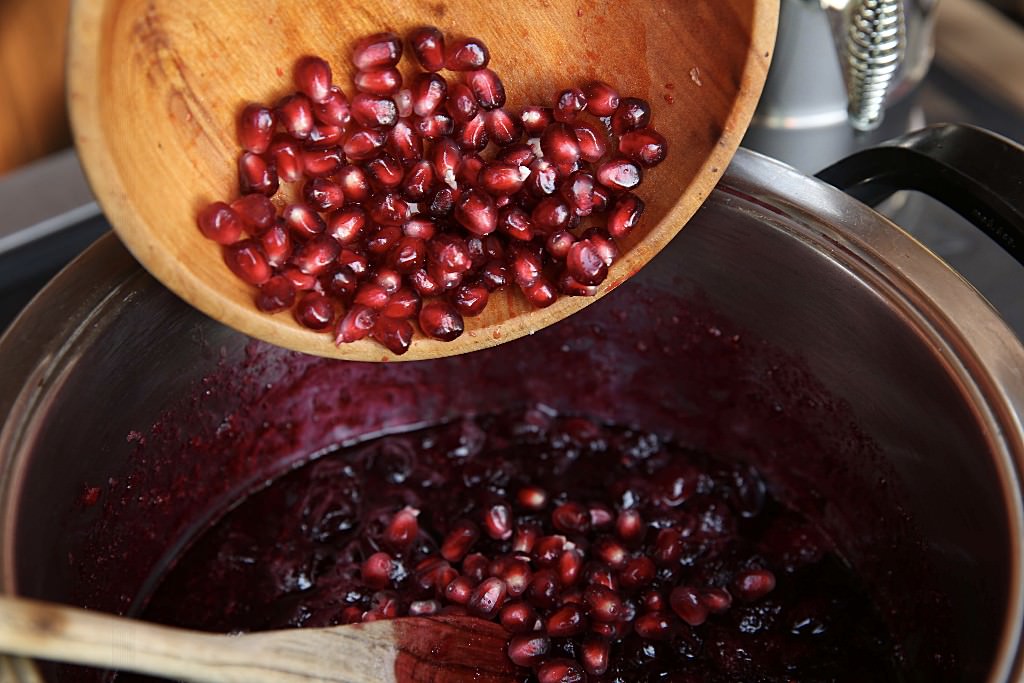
[67,0,777,361]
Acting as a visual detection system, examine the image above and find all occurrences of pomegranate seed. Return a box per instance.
[541,122,581,169]
[335,304,378,344]
[281,266,317,292]
[527,158,560,196]
[409,268,442,297]
[230,194,276,235]
[428,234,472,272]
[588,504,615,531]
[445,36,489,71]
[336,165,372,203]
[355,282,390,311]
[401,160,437,201]
[294,291,336,330]
[506,633,550,668]
[238,152,278,196]
[640,589,666,613]
[343,127,386,161]
[457,153,485,187]
[339,249,369,278]
[313,86,351,128]
[352,93,398,129]
[581,228,618,265]
[326,206,366,245]
[517,486,548,510]
[418,300,465,341]
[386,120,423,164]
[523,277,557,308]
[302,178,346,212]
[530,535,563,566]
[596,158,643,191]
[255,275,296,313]
[444,576,475,605]
[402,216,437,240]
[414,112,455,140]
[452,282,489,317]
[431,137,463,189]
[585,564,618,591]
[454,188,498,235]
[700,587,733,613]
[557,547,583,587]
[366,154,404,188]
[387,235,426,274]
[494,145,532,170]
[669,585,708,626]
[485,108,522,146]
[593,537,628,570]
[611,97,651,135]
[446,82,478,123]
[322,267,358,299]
[368,192,410,226]
[573,120,608,163]
[197,202,243,245]
[366,226,403,257]
[479,260,510,290]
[618,556,656,590]
[536,659,585,683]
[526,569,560,609]
[618,127,668,168]
[410,72,448,117]
[277,93,315,140]
[553,87,587,122]
[481,163,528,195]
[292,235,340,276]
[454,114,489,151]
[414,557,451,591]
[259,223,292,267]
[531,196,572,231]
[607,192,645,238]
[552,502,591,534]
[560,170,597,216]
[302,146,344,177]
[583,80,620,116]
[500,559,533,598]
[583,584,624,623]
[734,568,776,601]
[409,26,445,71]
[293,56,332,103]
[382,288,421,319]
[371,316,413,355]
[223,240,270,286]
[634,611,674,641]
[408,599,441,616]
[566,239,608,286]
[462,553,489,583]
[310,125,345,150]
[581,636,610,676]
[283,203,326,240]
[653,528,684,566]
[352,32,402,70]
[511,246,543,288]
[557,272,597,297]
[361,551,395,589]
[440,519,479,562]
[355,68,403,96]
[466,68,505,110]
[500,602,539,633]
[268,136,304,184]
[546,604,587,637]
[238,104,275,154]
[468,577,508,617]
[520,106,554,136]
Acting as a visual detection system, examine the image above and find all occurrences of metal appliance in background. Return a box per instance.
[745,0,938,171]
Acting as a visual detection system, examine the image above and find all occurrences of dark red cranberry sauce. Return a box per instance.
[132,410,899,681]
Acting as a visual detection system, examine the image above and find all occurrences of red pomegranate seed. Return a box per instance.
[375,267,402,294]
[496,144,534,169]
[511,246,543,288]
[324,206,365,245]
[557,547,583,587]
[506,633,550,668]
[308,123,345,149]
[611,97,651,135]
[382,288,421,319]
[355,282,391,310]
[573,120,608,163]
[466,68,505,110]
[670,585,708,626]
[401,161,437,201]
[238,152,278,197]
[444,576,475,605]
[283,203,325,239]
[335,304,378,344]
[532,535,565,567]
[552,502,591,534]
[371,316,413,355]
[408,600,440,616]
[352,32,402,70]
[409,268,443,297]
[520,106,554,136]
[553,87,587,123]
[500,602,539,633]
[593,537,628,570]
[634,612,674,641]
[546,604,587,637]
[414,112,455,140]
[734,568,776,601]
[512,522,540,554]
[468,577,508,617]
[454,113,488,151]
[352,93,398,129]
[277,93,315,140]
[581,227,618,265]
[566,239,608,286]
[619,127,668,168]
[516,486,548,510]
[366,153,404,188]
[238,104,275,154]
[560,170,597,216]
[531,196,572,231]
[541,122,581,169]
[454,189,497,236]
[557,272,597,297]
[354,67,403,96]
[445,36,489,71]
[259,223,292,268]
[322,267,358,299]
[312,86,351,129]
[701,587,733,613]
[431,137,462,188]
[401,216,436,240]
[485,108,522,147]
[414,557,451,592]
[385,235,424,274]
[302,178,345,212]
[583,80,620,116]
[481,162,527,195]
[581,636,611,676]
[588,504,615,531]
[596,157,643,191]
[410,72,448,117]
[292,235,340,276]
[653,528,684,566]
[302,146,344,177]
[452,282,489,316]
[479,260,509,290]
[527,158,560,196]
[500,560,532,598]
[197,202,243,245]
[365,227,402,258]
[269,136,304,183]
[281,266,317,292]
[618,556,656,590]
[339,248,370,276]
[456,153,484,187]
[440,519,479,562]
[418,299,464,340]
[462,553,489,583]
[428,234,472,273]
[586,564,618,591]
[526,569,560,609]
[385,120,422,164]
[368,192,411,226]
[361,551,395,589]
[254,275,295,313]
[293,56,332,103]
[523,276,556,308]
[409,26,445,71]
[294,291,336,330]
[607,192,645,238]
[343,127,386,161]
[536,659,585,683]
[640,589,666,613]
[446,82,478,123]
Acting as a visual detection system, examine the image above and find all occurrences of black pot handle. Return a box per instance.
[815,123,1024,266]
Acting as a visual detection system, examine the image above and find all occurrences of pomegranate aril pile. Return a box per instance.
[141,410,901,682]
[197,27,668,354]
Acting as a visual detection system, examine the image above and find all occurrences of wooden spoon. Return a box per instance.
[67,0,776,361]
[0,594,514,682]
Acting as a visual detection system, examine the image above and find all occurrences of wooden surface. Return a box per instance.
[67,0,777,361]
[0,0,72,175]
[0,595,513,682]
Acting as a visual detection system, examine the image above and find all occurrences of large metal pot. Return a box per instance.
[0,125,1022,682]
